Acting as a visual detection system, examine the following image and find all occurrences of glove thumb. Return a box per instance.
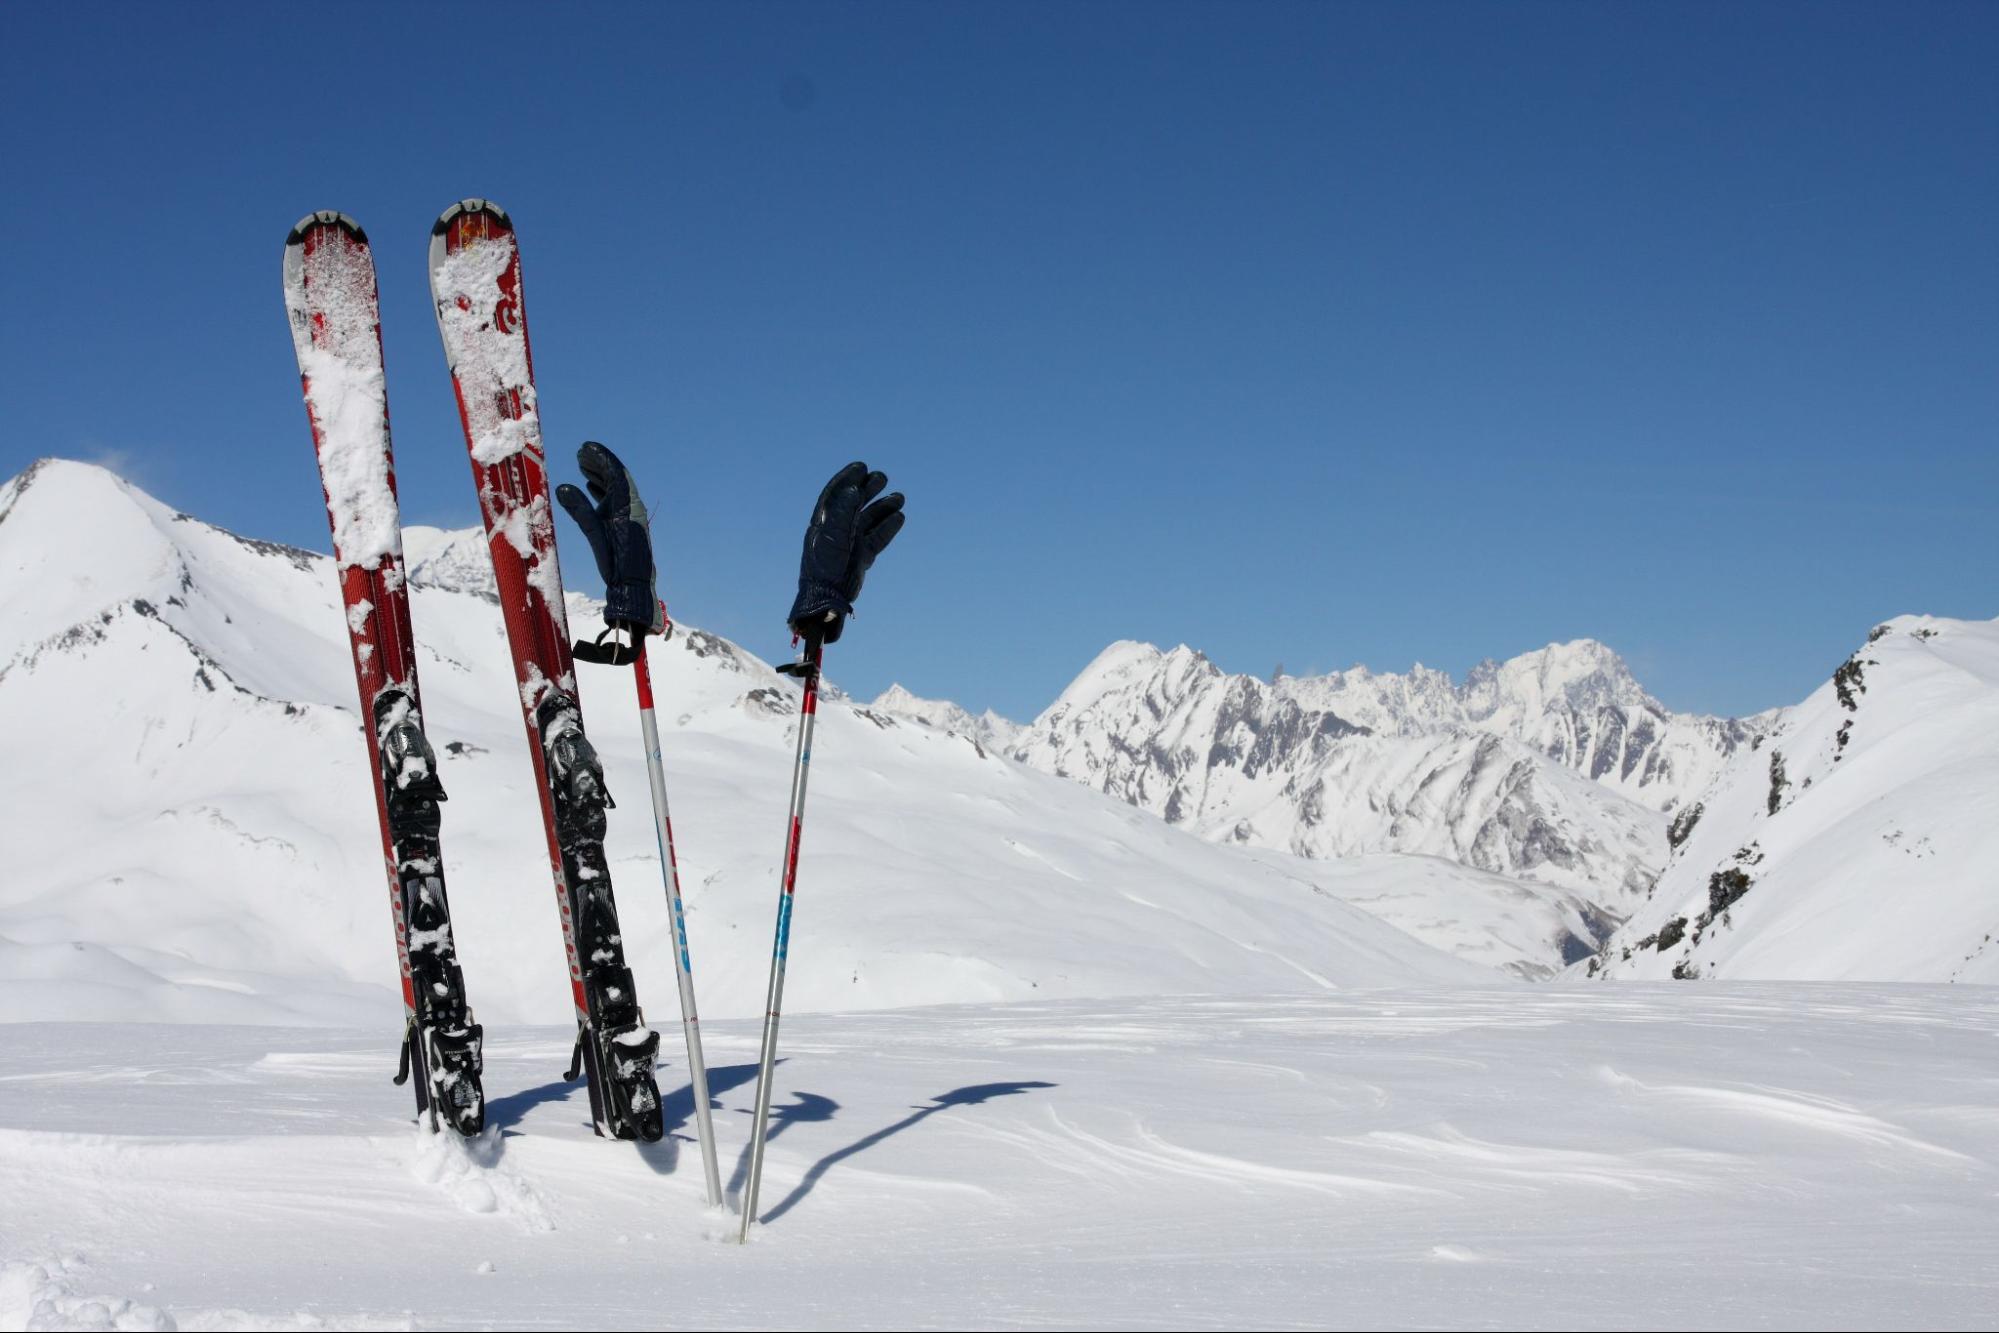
[555,482,613,586]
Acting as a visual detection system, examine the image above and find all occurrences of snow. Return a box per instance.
[1023,638,1762,821]
[284,226,401,571]
[430,236,539,469]
[402,526,498,598]
[1592,614,1999,983]
[4,987,1998,1328]
[867,683,1022,751]
[0,461,1484,1034]
[425,220,574,651]
[4,459,1999,1327]
[1014,642,1673,967]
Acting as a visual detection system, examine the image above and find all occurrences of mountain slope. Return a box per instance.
[1010,642,1675,916]
[1590,614,1999,983]
[869,683,1022,752]
[0,459,1494,1028]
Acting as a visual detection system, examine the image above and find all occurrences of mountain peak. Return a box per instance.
[0,458,203,648]
[1,457,149,523]
[400,524,496,597]
[870,683,1022,749]
[873,682,926,710]
[1465,638,1651,720]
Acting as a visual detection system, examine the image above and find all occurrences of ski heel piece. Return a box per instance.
[584,967,663,1140]
[422,1021,486,1136]
[609,1025,663,1093]
[394,1021,414,1087]
[602,1021,664,1141]
[565,1032,586,1082]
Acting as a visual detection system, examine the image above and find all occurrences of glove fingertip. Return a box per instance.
[866,508,906,558]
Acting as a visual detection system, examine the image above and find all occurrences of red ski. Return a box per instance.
[283,211,485,1135]
[427,199,663,1141]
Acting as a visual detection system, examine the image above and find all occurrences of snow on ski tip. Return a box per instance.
[429,200,540,469]
[283,213,400,571]
[428,199,569,641]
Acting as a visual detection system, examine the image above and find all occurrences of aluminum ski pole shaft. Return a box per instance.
[739,638,823,1242]
[632,639,723,1206]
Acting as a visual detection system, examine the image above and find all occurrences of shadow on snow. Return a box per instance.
[747,1080,1058,1226]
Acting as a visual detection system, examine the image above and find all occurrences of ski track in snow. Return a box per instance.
[4,986,1998,1330]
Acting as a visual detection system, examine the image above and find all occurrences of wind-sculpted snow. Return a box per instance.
[4,988,1998,1328]
[1590,614,1999,983]
[0,460,1497,1029]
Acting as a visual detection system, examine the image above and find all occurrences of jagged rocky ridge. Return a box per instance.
[881,641,1767,923]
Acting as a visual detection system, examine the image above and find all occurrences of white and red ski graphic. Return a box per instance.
[283,211,483,1135]
[428,199,661,1141]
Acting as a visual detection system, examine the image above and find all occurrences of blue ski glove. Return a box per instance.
[787,461,906,645]
[556,441,667,638]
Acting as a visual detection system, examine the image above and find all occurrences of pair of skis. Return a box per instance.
[283,205,719,1194]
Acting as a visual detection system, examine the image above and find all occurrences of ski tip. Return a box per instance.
[432,198,512,236]
[286,210,366,248]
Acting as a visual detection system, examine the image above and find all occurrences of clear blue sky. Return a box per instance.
[2,2,1993,720]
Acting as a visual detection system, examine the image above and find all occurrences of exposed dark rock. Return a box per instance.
[1707,867,1752,917]
[1834,655,1871,712]
[1667,802,1704,851]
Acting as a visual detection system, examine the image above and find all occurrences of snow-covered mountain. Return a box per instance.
[1588,613,1999,983]
[0,459,1510,1028]
[1020,638,1760,807]
[1006,640,1752,915]
[400,522,500,598]
[869,683,1022,752]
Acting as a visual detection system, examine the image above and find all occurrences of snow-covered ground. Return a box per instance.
[6,986,1998,1330]
[7,457,1999,1329]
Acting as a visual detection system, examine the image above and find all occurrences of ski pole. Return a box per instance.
[630,635,724,1206]
[739,636,824,1242]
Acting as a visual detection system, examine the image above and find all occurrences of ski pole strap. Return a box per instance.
[573,604,673,666]
[573,625,642,666]
[775,635,824,681]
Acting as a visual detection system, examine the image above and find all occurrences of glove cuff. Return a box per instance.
[788,578,853,626]
[605,584,660,633]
